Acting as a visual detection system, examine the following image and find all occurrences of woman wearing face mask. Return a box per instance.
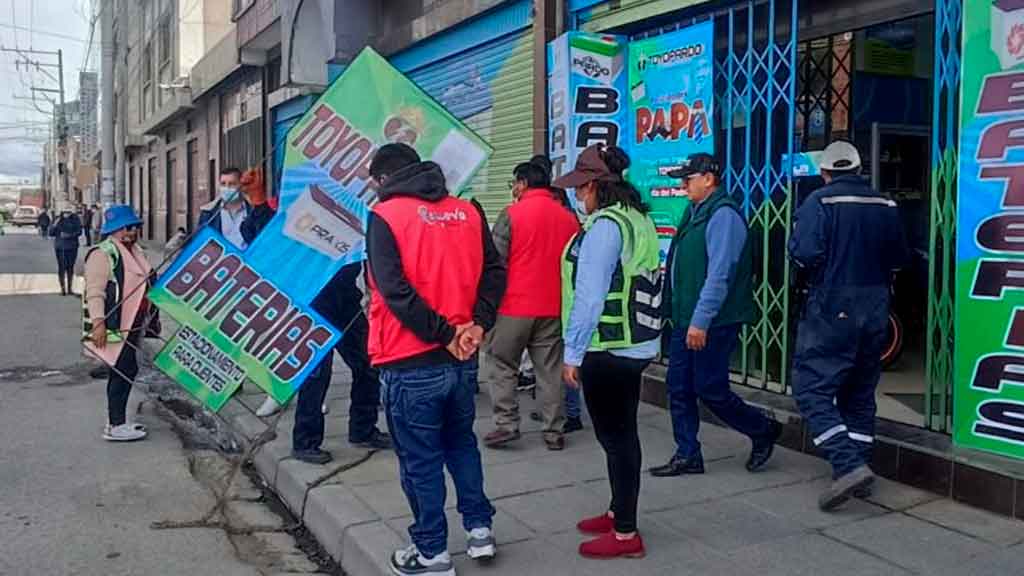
[50,204,84,296]
[553,145,662,560]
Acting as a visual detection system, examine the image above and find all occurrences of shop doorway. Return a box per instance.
[795,14,937,426]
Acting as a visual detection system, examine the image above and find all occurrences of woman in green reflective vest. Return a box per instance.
[83,205,153,443]
[554,145,662,560]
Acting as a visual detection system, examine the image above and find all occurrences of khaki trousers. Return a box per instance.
[484,315,565,437]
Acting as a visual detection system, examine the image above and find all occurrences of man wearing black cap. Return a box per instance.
[650,152,782,478]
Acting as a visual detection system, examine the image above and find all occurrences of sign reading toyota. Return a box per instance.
[150,47,491,411]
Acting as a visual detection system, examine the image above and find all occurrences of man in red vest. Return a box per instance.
[483,160,580,451]
[366,143,506,576]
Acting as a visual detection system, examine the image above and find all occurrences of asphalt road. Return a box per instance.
[0,227,263,576]
[0,225,66,275]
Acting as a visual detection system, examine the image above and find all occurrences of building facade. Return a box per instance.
[108,0,1024,516]
[117,0,235,242]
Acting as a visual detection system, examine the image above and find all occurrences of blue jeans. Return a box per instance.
[566,386,582,420]
[382,361,495,557]
[666,324,774,460]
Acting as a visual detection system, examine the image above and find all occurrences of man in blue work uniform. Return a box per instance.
[789,141,908,511]
[650,153,782,478]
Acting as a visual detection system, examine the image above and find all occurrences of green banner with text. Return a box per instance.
[954,0,1024,458]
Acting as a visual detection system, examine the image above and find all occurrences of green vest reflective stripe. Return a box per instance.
[561,205,663,351]
[81,240,126,343]
[669,189,755,329]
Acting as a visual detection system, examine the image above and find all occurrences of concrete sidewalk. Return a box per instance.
[217,363,1024,576]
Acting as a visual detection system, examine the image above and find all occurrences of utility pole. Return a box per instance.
[57,49,68,207]
[100,0,115,208]
[2,46,69,204]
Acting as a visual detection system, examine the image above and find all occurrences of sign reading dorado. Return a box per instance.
[150,228,339,410]
[627,21,714,269]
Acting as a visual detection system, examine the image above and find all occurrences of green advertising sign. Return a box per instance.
[954,0,1024,457]
[154,325,247,412]
[627,21,714,267]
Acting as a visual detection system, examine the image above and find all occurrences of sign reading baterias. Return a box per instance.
[954,0,1024,458]
[628,22,715,267]
[150,228,340,411]
[244,47,492,304]
[150,47,491,411]
[547,32,628,212]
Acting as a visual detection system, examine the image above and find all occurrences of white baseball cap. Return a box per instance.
[819,141,862,171]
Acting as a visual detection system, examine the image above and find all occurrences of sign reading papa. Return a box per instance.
[149,227,339,410]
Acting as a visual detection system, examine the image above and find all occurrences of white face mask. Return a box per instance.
[219,186,239,203]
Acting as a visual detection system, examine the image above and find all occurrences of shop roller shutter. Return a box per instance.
[401,29,535,223]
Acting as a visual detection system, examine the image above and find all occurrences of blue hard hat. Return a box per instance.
[101,204,143,235]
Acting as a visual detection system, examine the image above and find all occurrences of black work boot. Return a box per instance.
[819,465,875,511]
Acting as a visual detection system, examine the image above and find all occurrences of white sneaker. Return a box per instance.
[256,396,281,417]
[322,403,330,415]
[466,527,496,560]
[390,544,454,576]
[103,423,147,442]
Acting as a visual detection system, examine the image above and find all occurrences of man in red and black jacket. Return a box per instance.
[366,143,505,576]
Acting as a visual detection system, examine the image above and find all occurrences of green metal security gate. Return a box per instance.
[718,0,799,393]
[925,0,961,432]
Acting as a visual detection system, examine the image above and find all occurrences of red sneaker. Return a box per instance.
[579,532,646,559]
[576,513,614,535]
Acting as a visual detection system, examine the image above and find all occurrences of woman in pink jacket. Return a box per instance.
[83,205,154,442]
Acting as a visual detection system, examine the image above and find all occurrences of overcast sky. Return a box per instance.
[0,0,93,182]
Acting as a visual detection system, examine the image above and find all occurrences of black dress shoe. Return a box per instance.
[292,449,333,465]
[563,416,584,434]
[649,455,705,477]
[351,430,393,450]
[747,420,783,472]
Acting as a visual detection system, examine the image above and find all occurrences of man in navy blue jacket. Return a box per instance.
[789,141,908,511]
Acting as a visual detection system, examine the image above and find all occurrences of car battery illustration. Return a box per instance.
[993,0,1024,69]
[283,184,363,261]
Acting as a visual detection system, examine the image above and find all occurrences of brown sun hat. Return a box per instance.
[552,145,620,189]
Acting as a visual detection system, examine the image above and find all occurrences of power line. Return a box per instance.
[0,22,88,43]
[0,103,51,114]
